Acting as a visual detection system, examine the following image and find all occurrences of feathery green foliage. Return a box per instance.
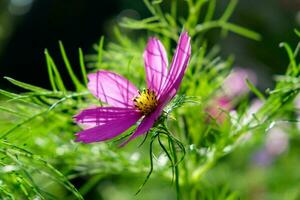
[0,0,299,199]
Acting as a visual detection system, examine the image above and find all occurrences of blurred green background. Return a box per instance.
[0,0,300,200]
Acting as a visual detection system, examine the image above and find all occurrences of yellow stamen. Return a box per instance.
[133,89,158,116]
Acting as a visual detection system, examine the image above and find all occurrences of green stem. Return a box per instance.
[171,138,181,200]
[194,21,261,41]
[191,155,216,184]
[185,0,206,33]
[171,0,177,19]
[79,174,103,196]
[160,123,183,200]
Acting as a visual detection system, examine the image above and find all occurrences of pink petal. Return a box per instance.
[120,105,164,146]
[88,70,138,108]
[159,32,191,104]
[144,38,168,95]
[75,111,141,143]
[74,107,140,127]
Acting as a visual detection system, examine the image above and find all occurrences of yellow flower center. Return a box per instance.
[133,89,158,116]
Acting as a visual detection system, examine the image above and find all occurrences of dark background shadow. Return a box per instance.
[0,0,299,91]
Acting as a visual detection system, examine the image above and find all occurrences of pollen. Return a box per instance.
[133,89,158,116]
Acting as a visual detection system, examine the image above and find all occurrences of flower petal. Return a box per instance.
[144,38,168,95]
[159,32,191,104]
[120,105,164,146]
[75,111,141,143]
[88,70,138,108]
[74,107,140,127]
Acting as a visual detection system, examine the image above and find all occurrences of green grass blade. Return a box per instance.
[0,110,47,139]
[0,186,15,200]
[0,106,27,117]
[78,48,88,86]
[222,22,261,41]
[79,174,104,196]
[246,79,266,101]
[58,41,84,91]
[143,0,156,16]
[279,42,298,75]
[97,36,104,67]
[170,0,177,19]
[1,142,84,200]
[204,0,216,22]
[295,29,300,38]
[0,89,22,99]
[195,21,261,41]
[170,136,181,200]
[220,0,238,22]
[44,50,66,92]
[45,49,57,91]
[4,77,48,93]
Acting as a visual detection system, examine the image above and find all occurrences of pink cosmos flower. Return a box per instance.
[74,32,191,145]
[206,96,232,123]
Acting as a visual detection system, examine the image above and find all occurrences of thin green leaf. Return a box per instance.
[204,0,216,22]
[0,106,27,117]
[97,36,105,67]
[143,0,156,16]
[44,49,66,92]
[152,0,162,5]
[295,29,300,38]
[170,136,181,200]
[195,21,261,41]
[170,0,177,19]
[59,41,84,91]
[4,77,48,93]
[279,42,298,75]
[158,134,175,173]
[0,89,21,99]
[1,142,84,199]
[78,174,104,196]
[78,48,88,86]
[246,79,265,101]
[135,135,156,195]
[45,49,57,91]
[0,110,47,139]
[0,186,15,200]
[220,0,238,22]
[221,22,261,41]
